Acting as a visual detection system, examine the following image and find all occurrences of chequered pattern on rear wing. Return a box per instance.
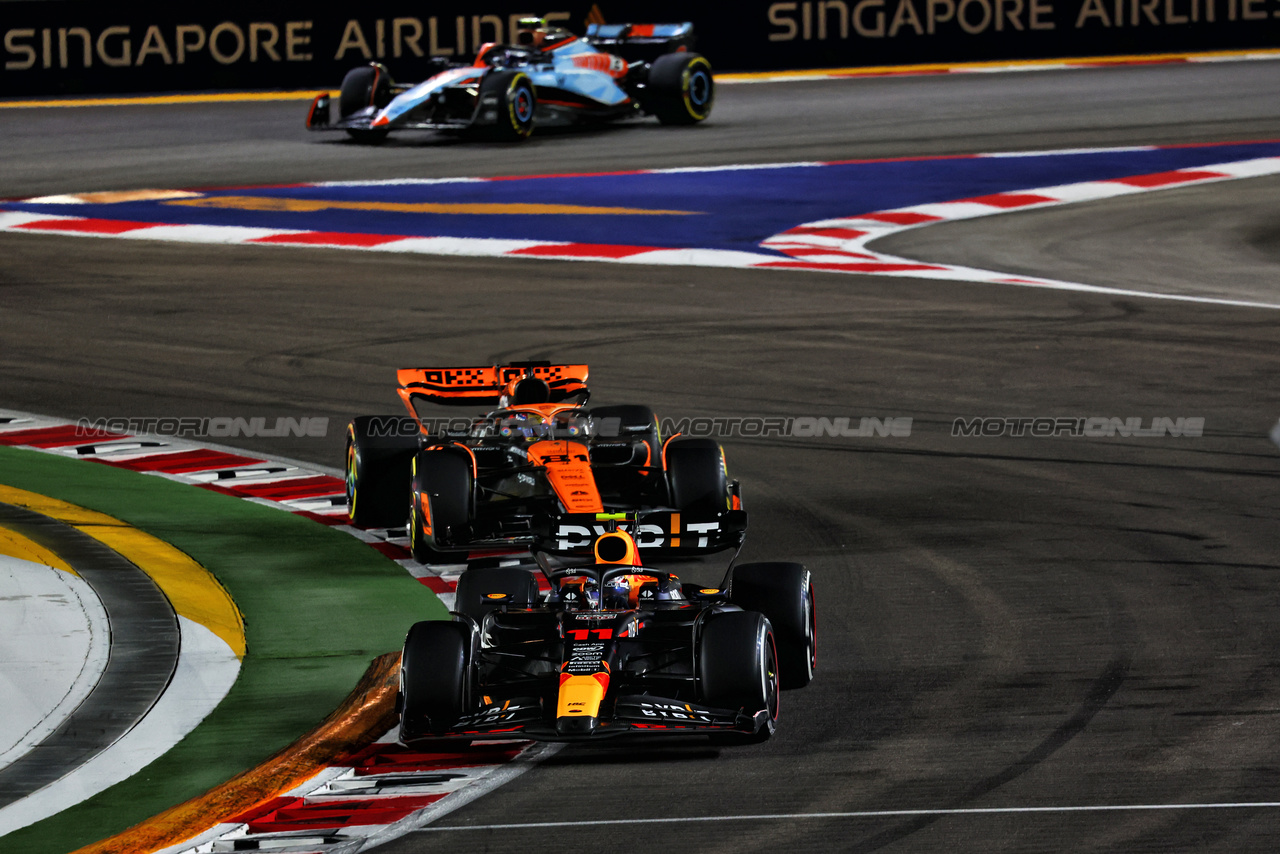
[396,364,589,408]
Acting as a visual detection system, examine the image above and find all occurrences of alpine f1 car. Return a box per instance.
[345,362,744,563]
[305,18,713,143]
[397,522,816,743]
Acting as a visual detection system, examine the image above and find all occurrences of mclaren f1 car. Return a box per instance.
[397,521,816,743]
[344,362,744,563]
[305,18,713,143]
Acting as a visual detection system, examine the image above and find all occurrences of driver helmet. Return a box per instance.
[497,412,545,440]
[557,575,600,610]
[518,16,573,50]
[550,410,592,439]
[604,573,663,609]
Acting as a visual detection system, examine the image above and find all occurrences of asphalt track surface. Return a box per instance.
[2,60,1280,852]
[0,504,178,809]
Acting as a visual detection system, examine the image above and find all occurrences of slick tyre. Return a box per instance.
[480,70,536,141]
[346,416,420,528]
[731,563,817,689]
[340,63,394,143]
[665,437,730,515]
[698,611,779,741]
[646,53,714,125]
[409,449,472,564]
[454,566,541,622]
[399,620,471,739]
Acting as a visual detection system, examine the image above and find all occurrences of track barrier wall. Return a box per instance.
[2,0,1278,96]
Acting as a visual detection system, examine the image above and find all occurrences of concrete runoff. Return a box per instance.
[0,554,109,776]
[0,503,179,812]
[0,448,445,854]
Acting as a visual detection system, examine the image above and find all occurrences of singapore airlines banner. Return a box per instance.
[2,0,1276,95]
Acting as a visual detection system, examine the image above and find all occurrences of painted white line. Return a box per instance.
[360,741,564,849]
[0,211,70,228]
[418,801,1280,832]
[115,224,290,243]
[0,556,109,774]
[313,177,488,187]
[1209,156,1280,178]
[0,409,529,852]
[0,617,240,836]
[368,236,551,255]
[979,145,1158,158]
[0,407,346,480]
[1023,181,1146,202]
[155,765,357,854]
[7,146,1280,312]
[897,201,1005,220]
[759,156,1280,309]
[19,194,87,205]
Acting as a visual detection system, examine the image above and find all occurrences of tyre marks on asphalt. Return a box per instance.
[843,659,1130,853]
[0,502,179,808]
[720,462,1142,853]
[0,411,534,853]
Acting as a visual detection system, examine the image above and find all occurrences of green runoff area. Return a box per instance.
[0,444,446,854]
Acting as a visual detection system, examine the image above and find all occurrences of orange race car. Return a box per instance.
[344,361,745,563]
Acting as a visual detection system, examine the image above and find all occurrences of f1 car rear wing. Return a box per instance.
[397,362,590,411]
[535,509,747,557]
[583,22,695,61]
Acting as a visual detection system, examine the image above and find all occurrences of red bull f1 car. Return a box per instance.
[396,522,817,743]
[305,19,713,143]
[345,362,744,563]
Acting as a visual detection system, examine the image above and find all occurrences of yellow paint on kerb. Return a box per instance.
[716,48,1280,81]
[0,525,76,574]
[167,195,702,216]
[0,90,335,109]
[0,48,1277,110]
[0,485,246,659]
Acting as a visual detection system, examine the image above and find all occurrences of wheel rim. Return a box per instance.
[688,70,711,109]
[409,494,420,549]
[806,581,818,674]
[763,630,780,722]
[345,439,358,519]
[513,84,533,125]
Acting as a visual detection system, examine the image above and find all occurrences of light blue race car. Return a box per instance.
[305,18,714,144]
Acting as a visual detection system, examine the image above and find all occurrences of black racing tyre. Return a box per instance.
[399,620,471,739]
[340,63,394,143]
[698,610,779,741]
[646,53,714,125]
[409,448,473,564]
[665,437,729,515]
[346,416,420,528]
[731,563,816,689]
[589,404,661,468]
[479,70,536,141]
[453,565,541,622]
